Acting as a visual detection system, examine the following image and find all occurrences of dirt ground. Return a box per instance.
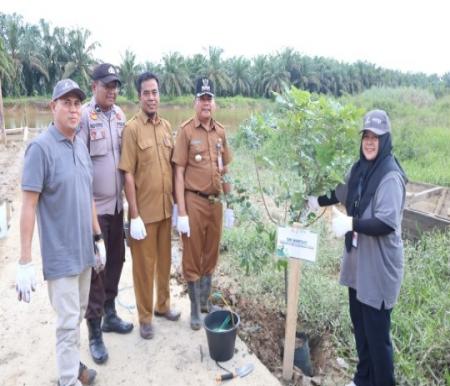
[0,141,281,386]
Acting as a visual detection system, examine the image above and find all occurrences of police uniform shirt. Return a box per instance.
[172,117,232,195]
[78,98,125,215]
[119,110,174,224]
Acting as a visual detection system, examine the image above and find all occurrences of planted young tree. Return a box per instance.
[227,87,361,275]
[238,87,360,225]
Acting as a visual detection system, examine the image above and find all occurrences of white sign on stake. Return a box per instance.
[276,226,318,262]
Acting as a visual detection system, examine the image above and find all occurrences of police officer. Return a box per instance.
[172,78,234,330]
[79,63,133,364]
[119,72,180,340]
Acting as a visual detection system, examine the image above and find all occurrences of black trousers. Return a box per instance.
[85,209,125,320]
[349,288,395,386]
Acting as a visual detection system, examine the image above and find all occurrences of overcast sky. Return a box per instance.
[3,0,449,75]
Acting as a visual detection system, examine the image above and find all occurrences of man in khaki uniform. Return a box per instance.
[119,72,180,340]
[172,78,234,330]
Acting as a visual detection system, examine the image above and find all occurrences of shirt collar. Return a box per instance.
[138,109,160,125]
[194,116,215,131]
[48,123,71,142]
[89,97,117,114]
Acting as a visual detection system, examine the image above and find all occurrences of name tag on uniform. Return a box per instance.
[90,128,106,141]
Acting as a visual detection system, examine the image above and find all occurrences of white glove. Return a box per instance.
[171,204,178,228]
[130,216,147,240]
[224,208,234,229]
[94,238,106,272]
[177,215,190,237]
[331,206,353,237]
[307,196,320,212]
[16,262,37,303]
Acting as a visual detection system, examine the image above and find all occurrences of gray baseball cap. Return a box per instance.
[361,109,391,135]
[52,79,86,102]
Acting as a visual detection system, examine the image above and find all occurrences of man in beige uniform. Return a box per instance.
[119,72,180,340]
[172,78,234,330]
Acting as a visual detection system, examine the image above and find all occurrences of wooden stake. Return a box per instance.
[282,256,302,380]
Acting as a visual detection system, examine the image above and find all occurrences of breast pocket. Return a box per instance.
[138,139,154,165]
[89,128,107,157]
[189,142,209,165]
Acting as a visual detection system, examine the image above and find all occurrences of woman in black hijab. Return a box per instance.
[309,109,407,386]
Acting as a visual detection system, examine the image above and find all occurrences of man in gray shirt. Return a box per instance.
[78,63,133,364]
[17,79,105,386]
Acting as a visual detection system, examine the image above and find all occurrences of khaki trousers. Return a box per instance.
[47,268,91,386]
[130,217,171,324]
[182,191,223,282]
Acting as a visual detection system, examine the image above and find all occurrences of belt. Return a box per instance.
[186,189,221,203]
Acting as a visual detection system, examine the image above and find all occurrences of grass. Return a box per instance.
[342,87,450,186]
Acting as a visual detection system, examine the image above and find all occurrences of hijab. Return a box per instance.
[344,130,406,251]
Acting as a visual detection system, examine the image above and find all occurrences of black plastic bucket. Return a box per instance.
[204,310,240,361]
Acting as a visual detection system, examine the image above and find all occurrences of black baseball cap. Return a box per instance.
[92,63,121,85]
[195,77,214,97]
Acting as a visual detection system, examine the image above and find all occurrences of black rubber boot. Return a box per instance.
[200,275,212,313]
[102,299,133,334]
[187,281,202,330]
[87,318,108,364]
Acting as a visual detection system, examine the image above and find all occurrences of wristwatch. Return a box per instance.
[93,233,103,242]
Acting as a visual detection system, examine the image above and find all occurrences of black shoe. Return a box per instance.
[102,299,134,334]
[87,318,108,364]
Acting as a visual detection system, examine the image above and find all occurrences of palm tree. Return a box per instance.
[227,56,251,96]
[261,58,290,97]
[204,46,231,96]
[160,52,192,97]
[20,23,49,95]
[1,13,25,96]
[251,55,270,97]
[0,35,14,142]
[119,49,139,100]
[63,28,99,92]
[186,53,207,87]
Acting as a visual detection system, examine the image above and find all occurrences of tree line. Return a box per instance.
[2,12,450,100]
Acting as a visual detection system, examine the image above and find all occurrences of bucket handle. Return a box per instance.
[209,291,235,327]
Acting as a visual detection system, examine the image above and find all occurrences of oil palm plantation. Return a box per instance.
[161,52,192,97]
